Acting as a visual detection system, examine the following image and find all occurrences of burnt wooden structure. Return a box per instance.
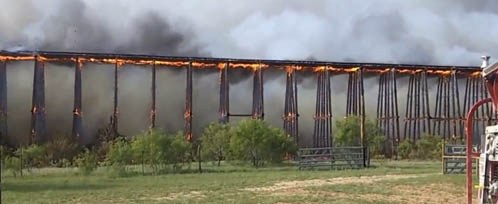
[0,51,488,154]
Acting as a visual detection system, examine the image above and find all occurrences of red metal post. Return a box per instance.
[466,97,492,204]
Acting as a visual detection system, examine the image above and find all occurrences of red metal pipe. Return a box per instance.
[466,97,492,204]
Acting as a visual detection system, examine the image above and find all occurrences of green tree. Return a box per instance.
[167,131,192,171]
[22,144,47,168]
[230,119,296,167]
[396,134,442,160]
[106,139,133,177]
[132,129,171,173]
[131,129,191,173]
[75,149,98,175]
[44,134,80,166]
[200,122,232,166]
[334,116,384,156]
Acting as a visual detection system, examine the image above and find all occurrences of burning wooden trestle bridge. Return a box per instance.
[0,51,492,152]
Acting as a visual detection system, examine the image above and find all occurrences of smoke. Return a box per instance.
[1,0,496,145]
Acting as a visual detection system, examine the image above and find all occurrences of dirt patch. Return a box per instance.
[244,174,430,192]
[315,183,466,203]
[247,174,469,204]
[145,191,205,201]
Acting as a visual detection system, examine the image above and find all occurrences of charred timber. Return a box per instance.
[376,69,400,157]
[0,51,480,73]
[72,59,83,140]
[432,71,462,140]
[31,57,46,144]
[151,63,157,128]
[403,70,431,141]
[283,68,299,145]
[0,61,6,145]
[312,70,332,148]
[252,65,264,119]
[219,63,229,123]
[185,62,193,141]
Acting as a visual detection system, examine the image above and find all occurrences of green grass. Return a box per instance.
[2,160,468,204]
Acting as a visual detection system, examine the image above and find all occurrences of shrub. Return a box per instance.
[44,134,80,165]
[106,139,133,177]
[334,116,385,156]
[415,134,442,160]
[3,156,22,177]
[75,149,98,175]
[200,122,232,166]
[167,131,192,170]
[396,134,442,160]
[397,139,416,159]
[132,129,171,173]
[22,144,47,168]
[230,119,296,167]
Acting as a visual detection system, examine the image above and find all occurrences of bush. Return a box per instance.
[334,116,385,156]
[167,132,192,170]
[230,119,296,167]
[44,134,80,166]
[397,139,416,159]
[415,134,442,160]
[22,144,47,168]
[396,134,442,160]
[3,156,22,177]
[200,122,232,166]
[75,149,98,175]
[106,139,133,177]
[132,129,172,173]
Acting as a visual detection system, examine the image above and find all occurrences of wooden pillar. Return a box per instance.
[31,57,46,144]
[150,63,157,128]
[185,62,193,141]
[219,63,229,123]
[0,61,7,145]
[72,59,83,139]
[283,67,299,145]
[252,65,264,119]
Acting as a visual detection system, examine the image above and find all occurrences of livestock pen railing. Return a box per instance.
[298,147,367,170]
[442,143,478,174]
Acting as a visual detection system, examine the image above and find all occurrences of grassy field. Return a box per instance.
[2,160,469,204]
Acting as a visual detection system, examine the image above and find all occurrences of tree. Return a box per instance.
[230,119,296,167]
[334,116,384,156]
[167,131,192,170]
[131,128,171,173]
[200,122,232,166]
[131,129,191,173]
[106,139,133,176]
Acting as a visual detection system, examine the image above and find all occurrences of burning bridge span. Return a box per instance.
[0,51,490,152]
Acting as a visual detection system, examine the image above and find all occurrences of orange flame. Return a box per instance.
[73,108,82,116]
[231,63,268,70]
[426,69,452,75]
[0,56,35,61]
[192,62,220,68]
[184,110,191,119]
[283,113,297,121]
[470,71,481,77]
[149,109,156,122]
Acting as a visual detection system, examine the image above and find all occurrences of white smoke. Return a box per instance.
[1,0,496,65]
